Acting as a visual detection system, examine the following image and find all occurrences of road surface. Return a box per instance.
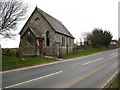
[2,48,120,88]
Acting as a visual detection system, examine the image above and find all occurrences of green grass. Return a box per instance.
[108,74,119,89]
[2,55,58,71]
[63,47,117,59]
[110,77,119,88]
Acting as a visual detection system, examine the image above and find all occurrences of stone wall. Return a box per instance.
[19,29,37,56]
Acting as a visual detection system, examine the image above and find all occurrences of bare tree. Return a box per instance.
[0,0,28,39]
[79,36,82,45]
[82,32,91,45]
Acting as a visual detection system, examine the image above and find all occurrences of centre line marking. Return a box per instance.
[4,71,63,89]
[110,53,118,57]
[82,58,103,66]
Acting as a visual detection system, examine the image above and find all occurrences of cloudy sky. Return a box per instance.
[0,0,119,48]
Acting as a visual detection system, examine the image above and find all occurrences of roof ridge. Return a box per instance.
[37,7,62,23]
[29,27,43,38]
[36,7,74,38]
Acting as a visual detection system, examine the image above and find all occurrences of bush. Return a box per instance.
[80,45,92,49]
[88,28,113,48]
[2,48,18,56]
[117,42,120,47]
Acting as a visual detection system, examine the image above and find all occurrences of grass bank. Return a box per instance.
[107,73,119,89]
[2,56,58,71]
[109,76,119,88]
[63,47,117,59]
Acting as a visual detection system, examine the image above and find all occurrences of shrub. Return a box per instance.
[2,48,18,56]
[88,28,113,48]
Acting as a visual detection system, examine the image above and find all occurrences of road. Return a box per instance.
[2,48,120,88]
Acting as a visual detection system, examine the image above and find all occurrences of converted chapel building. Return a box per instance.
[19,7,74,56]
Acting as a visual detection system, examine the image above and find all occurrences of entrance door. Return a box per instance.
[38,40,43,54]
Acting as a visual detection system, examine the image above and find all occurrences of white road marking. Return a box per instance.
[4,71,63,88]
[110,53,118,57]
[110,53,117,56]
[101,70,119,88]
[82,58,103,66]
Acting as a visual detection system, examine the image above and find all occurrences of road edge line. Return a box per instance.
[101,70,119,88]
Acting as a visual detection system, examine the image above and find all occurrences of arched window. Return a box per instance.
[27,37,33,45]
[62,36,65,46]
[46,31,50,46]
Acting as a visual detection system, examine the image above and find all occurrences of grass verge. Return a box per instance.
[63,47,117,59]
[107,73,119,89]
[109,76,119,88]
[2,56,58,71]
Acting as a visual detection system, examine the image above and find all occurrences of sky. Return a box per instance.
[0,0,119,48]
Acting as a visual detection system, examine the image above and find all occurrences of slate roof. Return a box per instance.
[37,7,74,38]
[21,27,43,39]
[29,28,43,38]
[20,7,74,39]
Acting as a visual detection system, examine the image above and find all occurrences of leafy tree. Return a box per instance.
[88,28,113,47]
[0,0,28,39]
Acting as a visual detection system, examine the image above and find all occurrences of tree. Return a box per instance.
[0,0,28,39]
[82,32,91,45]
[88,28,113,47]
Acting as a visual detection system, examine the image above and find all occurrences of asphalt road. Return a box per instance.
[2,48,120,88]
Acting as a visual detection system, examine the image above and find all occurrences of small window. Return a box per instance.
[35,17,40,21]
[28,31,30,34]
[27,37,32,44]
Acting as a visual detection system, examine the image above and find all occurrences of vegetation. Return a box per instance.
[0,0,28,38]
[109,76,119,88]
[63,46,117,59]
[2,48,18,56]
[87,28,113,47]
[107,73,119,89]
[117,40,120,47]
[2,55,58,71]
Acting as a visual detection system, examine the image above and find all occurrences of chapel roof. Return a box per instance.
[37,7,74,38]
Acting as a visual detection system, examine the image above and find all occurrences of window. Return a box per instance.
[69,38,71,47]
[46,31,50,46]
[62,36,65,46]
[69,38,73,47]
[27,37,32,44]
[28,31,30,35]
[35,17,40,21]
